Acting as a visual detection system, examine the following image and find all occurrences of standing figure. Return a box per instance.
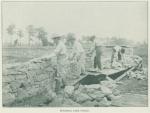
[89,36,102,72]
[120,47,126,67]
[44,35,69,93]
[66,34,86,78]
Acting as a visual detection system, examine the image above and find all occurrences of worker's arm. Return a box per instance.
[41,44,62,60]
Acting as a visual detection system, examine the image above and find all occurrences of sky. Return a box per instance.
[2,1,148,43]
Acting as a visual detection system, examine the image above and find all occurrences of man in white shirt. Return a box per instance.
[43,35,69,93]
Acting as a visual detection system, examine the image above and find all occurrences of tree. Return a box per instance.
[26,25,36,46]
[6,24,16,45]
[36,27,49,46]
[16,30,24,46]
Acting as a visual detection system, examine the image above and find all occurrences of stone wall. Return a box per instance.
[2,57,56,106]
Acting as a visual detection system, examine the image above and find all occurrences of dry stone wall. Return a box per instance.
[2,57,57,106]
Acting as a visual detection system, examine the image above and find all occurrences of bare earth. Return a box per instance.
[2,47,148,107]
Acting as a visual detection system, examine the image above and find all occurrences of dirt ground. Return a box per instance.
[111,78,148,107]
[2,47,148,107]
[117,78,148,95]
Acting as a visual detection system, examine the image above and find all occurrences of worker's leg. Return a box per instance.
[80,64,85,74]
[97,53,102,70]
[94,56,97,69]
[111,53,114,67]
[95,46,102,70]
[79,54,86,75]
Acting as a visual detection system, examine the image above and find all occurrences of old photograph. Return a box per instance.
[1,1,148,107]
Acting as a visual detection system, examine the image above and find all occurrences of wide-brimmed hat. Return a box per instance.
[66,33,76,41]
[51,34,62,40]
[90,35,96,39]
[113,45,121,52]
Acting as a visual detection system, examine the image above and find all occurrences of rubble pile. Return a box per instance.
[63,80,121,107]
[102,55,147,80]
[125,55,147,80]
[127,70,147,80]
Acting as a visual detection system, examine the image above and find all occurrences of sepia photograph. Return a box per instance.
[1,1,148,107]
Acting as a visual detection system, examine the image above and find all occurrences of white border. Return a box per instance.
[0,0,149,113]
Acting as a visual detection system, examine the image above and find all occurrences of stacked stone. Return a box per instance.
[125,55,146,80]
[2,57,56,106]
[127,70,146,80]
[64,81,121,107]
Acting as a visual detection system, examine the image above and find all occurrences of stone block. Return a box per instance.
[112,89,121,96]
[88,91,105,100]
[74,92,92,104]
[82,100,99,107]
[14,72,27,79]
[62,98,81,107]
[45,90,57,101]
[26,86,40,97]
[84,84,101,90]
[3,85,13,93]
[17,88,29,100]
[98,97,112,107]
[64,86,75,97]
[3,75,15,83]
[101,86,112,95]
[2,92,16,106]
[34,74,49,82]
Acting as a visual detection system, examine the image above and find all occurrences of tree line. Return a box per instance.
[6,24,147,47]
[6,24,49,46]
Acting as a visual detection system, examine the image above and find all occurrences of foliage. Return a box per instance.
[26,25,36,46]
[6,24,16,35]
[26,25,36,37]
[17,30,24,38]
[36,27,49,46]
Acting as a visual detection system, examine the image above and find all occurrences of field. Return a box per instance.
[2,47,54,65]
[3,46,147,63]
[2,46,148,107]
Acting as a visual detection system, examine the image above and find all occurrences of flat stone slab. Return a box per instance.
[101,69,125,75]
[70,68,129,86]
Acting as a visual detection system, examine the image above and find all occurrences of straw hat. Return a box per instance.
[51,34,62,40]
[66,33,76,41]
[89,35,96,40]
[113,45,121,52]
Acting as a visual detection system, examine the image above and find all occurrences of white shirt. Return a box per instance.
[94,39,103,47]
[54,41,67,56]
[73,41,85,54]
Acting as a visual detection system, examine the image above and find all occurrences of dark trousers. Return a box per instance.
[94,46,102,70]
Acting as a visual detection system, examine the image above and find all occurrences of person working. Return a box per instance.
[66,34,86,77]
[43,34,69,93]
[89,36,102,72]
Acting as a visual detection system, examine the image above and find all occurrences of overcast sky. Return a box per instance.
[2,1,147,43]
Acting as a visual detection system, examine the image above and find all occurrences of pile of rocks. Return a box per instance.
[63,80,121,107]
[127,70,147,80]
[125,55,147,80]
[102,55,146,80]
